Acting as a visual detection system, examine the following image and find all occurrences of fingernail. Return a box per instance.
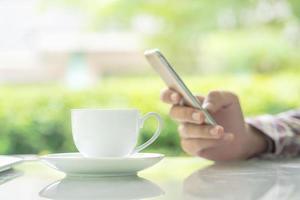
[224,133,234,141]
[192,112,201,122]
[202,102,209,109]
[210,127,219,137]
[171,93,179,103]
[179,99,185,106]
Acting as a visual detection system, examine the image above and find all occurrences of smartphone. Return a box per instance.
[144,49,217,125]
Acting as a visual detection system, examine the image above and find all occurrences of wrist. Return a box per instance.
[245,123,269,158]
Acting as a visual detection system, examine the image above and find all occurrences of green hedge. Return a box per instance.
[0,74,299,156]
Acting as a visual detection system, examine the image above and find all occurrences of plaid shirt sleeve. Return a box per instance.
[246,109,300,158]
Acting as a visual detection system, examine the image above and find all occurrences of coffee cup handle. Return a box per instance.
[132,112,162,154]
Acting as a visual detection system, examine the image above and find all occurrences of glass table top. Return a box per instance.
[1,155,300,200]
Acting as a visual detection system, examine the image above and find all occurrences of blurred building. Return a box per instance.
[0,0,148,85]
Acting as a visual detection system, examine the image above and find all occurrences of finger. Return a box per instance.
[181,138,220,156]
[202,90,239,113]
[197,148,222,161]
[160,88,182,104]
[170,105,205,124]
[198,141,239,161]
[179,95,205,106]
[195,94,205,105]
[178,123,225,139]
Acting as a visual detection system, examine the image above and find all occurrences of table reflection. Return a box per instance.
[183,160,300,200]
[40,175,164,200]
[0,169,23,185]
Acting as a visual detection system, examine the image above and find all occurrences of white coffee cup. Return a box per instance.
[71,109,162,157]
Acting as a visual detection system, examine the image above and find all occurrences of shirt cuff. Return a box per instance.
[246,115,286,156]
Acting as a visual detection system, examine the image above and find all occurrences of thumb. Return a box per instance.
[202,91,239,113]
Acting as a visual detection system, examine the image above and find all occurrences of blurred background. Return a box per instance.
[0,0,299,156]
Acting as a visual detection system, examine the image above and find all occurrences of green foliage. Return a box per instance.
[43,0,300,74]
[0,74,299,156]
[198,29,300,74]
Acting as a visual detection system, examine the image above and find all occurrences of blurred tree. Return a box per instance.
[43,0,300,74]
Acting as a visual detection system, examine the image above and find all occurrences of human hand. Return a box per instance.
[161,89,268,161]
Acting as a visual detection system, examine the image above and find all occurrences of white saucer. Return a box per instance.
[40,153,164,177]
